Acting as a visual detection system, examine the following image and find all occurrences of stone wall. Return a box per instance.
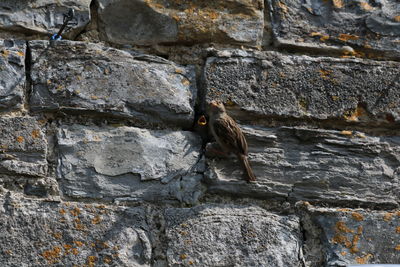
[0,0,399,266]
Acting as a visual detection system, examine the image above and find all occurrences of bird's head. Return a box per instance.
[208,100,226,115]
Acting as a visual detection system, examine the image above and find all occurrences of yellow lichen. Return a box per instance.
[340,130,353,136]
[31,129,41,139]
[356,254,373,264]
[332,0,344,8]
[41,246,62,263]
[92,215,102,225]
[73,241,84,247]
[351,212,364,221]
[180,254,187,260]
[359,2,374,11]
[70,207,81,217]
[383,212,394,222]
[16,136,24,143]
[338,33,359,42]
[395,16,400,22]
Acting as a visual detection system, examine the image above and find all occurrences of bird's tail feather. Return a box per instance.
[239,154,256,182]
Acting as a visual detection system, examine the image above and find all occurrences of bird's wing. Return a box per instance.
[213,116,248,155]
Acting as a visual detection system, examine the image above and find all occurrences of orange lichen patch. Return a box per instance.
[351,212,364,221]
[72,248,79,255]
[395,245,400,251]
[16,136,24,143]
[74,218,85,231]
[87,256,98,267]
[332,0,344,8]
[340,130,353,136]
[320,35,330,41]
[180,254,188,260]
[63,244,72,255]
[41,246,62,263]
[337,208,351,212]
[338,33,359,42]
[394,15,400,22]
[91,95,99,100]
[396,226,400,233]
[92,215,102,225]
[355,132,366,139]
[332,234,351,247]
[1,50,10,57]
[277,1,288,13]
[349,226,363,253]
[17,51,25,57]
[336,221,354,233]
[331,95,339,101]
[104,256,113,264]
[356,254,373,264]
[53,232,62,239]
[31,129,41,139]
[359,2,374,11]
[383,212,394,222]
[309,32,329,41]
[73,241,84,247]
[343,106,365,122]
[188,260,194,265]
[341,251,347,256]
[181,78,190,86]
[59,208,66,215]
[319,69,333,79]
[175,68,184,74]
[225,99,235,106]
[70,207,81,217]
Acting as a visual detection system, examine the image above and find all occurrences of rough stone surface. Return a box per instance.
[0,116,47,177]
[301,204,400,266]
[29,40,197,128]
[0,39,25,111]
[268,0,400,59]
[0,0,91,39]
[57,124,203,204]
[204,50,400,123]
[97,0,264,46]
[0,194,151,267]
[165,204,302,267]
[205,126,400,208]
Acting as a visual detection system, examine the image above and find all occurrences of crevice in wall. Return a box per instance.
[23,41,32,112]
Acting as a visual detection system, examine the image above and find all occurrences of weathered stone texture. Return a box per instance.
[204,50,400,123]
[29,40,197,128]
[0,117,47,177]
[206,126,400,208]
[268,0,400,59]
[97,0,264,46]
[57,124,203,204]
[0,0,90,39]
[302,204,400,266]
[0,39,25,111]
[0,195,151,266]
[165,205,302,267]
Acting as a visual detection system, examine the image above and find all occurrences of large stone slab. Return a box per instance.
[165,204,302,266]
[268,0,400,59]
[57,124,203,204]
[205,126,400,208]
[97,0,264,46]
[0,116,47,177]
[0,39,25,111]
[300,204,400,266]
[0,0,90,39]
[0,194,151,266]
[29,40,197,128]
[204,50,400,123]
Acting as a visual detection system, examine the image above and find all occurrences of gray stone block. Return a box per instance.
[57,124,203,204]
[0,116,47,177]
[0,0,90,39]
[0,39,25,112]
[97,0,264,46]
[29,40,197,128]
[0,194,151,266]
[204,50,400,123]
[165,204,302,266]
[302,204,400,266]
[268,0,400,59]
[205,126,400,208]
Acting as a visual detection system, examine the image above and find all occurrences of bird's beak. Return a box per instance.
[197,115,207,126]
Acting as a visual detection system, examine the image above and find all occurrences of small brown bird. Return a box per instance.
[208,100,256,182]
